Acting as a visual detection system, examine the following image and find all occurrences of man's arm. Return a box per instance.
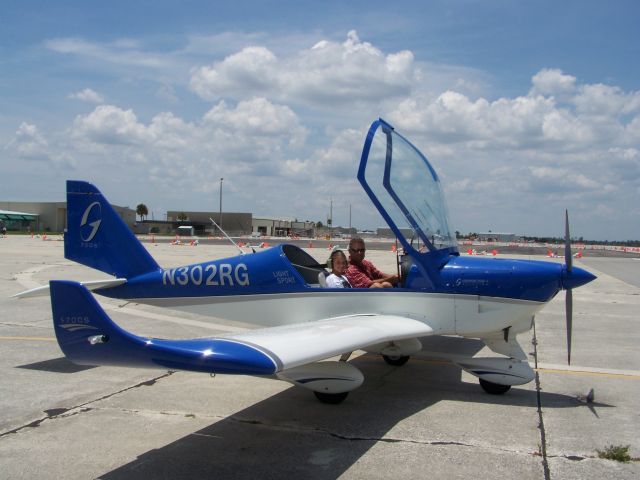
[365,261,399,285]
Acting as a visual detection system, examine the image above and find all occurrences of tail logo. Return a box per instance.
[58,315,98,333]
[80,202,102,242]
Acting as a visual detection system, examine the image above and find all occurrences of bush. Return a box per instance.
[597,444,631,462]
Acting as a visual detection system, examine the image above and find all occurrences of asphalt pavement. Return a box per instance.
[0,236,638,479]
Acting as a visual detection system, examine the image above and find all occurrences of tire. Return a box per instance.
[314,391,349,404]
[479,378,511,395]
[382,354,410,366]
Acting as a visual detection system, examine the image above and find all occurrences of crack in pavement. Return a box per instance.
[0,371,175,438]
[532,319,551,480]
[184,416,539,458]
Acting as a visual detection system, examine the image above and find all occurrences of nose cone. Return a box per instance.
[562,266,597,290]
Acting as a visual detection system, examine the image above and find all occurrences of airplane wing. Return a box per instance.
[14,278,127,299]
[223,314,434,370]
[49,281,433,377]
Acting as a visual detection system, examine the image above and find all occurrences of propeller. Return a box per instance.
[564,209,573,365]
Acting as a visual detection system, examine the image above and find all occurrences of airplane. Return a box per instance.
[22,118,597,404]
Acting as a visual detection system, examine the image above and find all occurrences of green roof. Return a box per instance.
[0,210,38,221]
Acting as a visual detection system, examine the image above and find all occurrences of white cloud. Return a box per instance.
[190,30,418,108]
[68,99,308,190]
[387,69,640,154]
[530,68,576,97]
[4,122,76,168]
[280,128,364,179]
[574,83,640,116]
[203,97,307,147]
[46,37,170,69]
[68,88,105,103]
[5,122,50,160]
[72,105,150,145]
[388,90,557,146]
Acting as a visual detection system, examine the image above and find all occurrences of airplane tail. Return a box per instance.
[50,280,277,375]
[65,180,159,278]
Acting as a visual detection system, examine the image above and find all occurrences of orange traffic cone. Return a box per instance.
[391,244,397,253]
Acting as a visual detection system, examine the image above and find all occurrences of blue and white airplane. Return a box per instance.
[27,119,597,403]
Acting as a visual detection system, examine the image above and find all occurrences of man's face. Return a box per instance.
[349,241,366,264]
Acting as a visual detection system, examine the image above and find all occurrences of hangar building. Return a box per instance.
[166,211,252,236]
[0,201,135,233]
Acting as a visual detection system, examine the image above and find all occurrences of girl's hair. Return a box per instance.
[330,249,347,263]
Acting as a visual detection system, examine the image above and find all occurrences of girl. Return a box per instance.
[325,250,352,288]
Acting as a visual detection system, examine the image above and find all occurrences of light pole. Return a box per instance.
[219,177,223,234]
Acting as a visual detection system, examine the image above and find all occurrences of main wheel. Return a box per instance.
[479,378,511,395]
[314,391,349,404]
[382,354,410,366]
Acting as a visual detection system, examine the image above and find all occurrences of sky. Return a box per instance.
[1,0,639,241]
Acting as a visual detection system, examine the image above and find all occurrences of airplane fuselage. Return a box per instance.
[95,244,592,337]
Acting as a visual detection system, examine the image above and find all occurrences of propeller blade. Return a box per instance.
[565,209,572,272]
[566,288,573,365]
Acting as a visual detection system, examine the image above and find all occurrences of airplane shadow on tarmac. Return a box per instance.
[100,337,612,480]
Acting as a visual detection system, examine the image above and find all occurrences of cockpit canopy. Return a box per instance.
[358,119,458,261]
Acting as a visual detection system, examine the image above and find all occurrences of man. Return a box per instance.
[345,237,398,288]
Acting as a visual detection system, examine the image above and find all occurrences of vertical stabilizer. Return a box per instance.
[65,181,160,278]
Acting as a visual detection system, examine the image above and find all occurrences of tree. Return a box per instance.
[136,203,148,221]
[316,221,323,228]
[177,212,188,221]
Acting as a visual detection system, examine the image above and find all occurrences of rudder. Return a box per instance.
[65,180,159,278]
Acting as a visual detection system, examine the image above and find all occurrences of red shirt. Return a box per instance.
[346,259,385,288]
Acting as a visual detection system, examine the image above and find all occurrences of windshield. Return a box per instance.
[358,119,457,254]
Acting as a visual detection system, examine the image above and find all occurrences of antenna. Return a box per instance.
[209,217,246,255]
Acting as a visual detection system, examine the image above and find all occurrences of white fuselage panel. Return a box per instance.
[131,291,544,338]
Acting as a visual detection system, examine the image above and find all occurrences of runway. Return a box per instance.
[0,236,638,479]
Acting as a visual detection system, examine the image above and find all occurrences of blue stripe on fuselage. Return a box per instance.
[98,246,309,299]
[96,244,567,303]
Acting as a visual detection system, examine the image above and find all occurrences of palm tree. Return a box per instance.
[136,203,149,221]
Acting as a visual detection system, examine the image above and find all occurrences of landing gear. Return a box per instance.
[314,391,349,404]
[382,354,410,366]
[479,378,511,395]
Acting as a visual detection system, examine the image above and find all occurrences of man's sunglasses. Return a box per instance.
[349,248,366,253]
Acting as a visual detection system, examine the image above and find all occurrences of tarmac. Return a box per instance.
[0,236,638,479]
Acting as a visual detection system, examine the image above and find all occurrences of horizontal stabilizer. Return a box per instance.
[14,278,127,299]
[50,280,278,375]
